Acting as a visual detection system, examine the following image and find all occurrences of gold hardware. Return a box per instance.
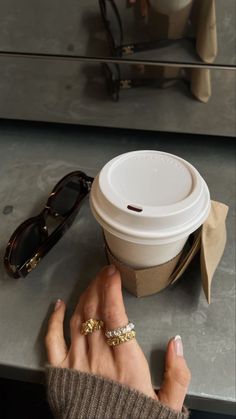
[120,80,132,89]
[83,179,92,191]
[26,253,41,272]
[9,264,17,273]
[81,319,104,335]
[122,45,134,55]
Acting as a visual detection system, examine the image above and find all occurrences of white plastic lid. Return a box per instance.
[90,150,211,244]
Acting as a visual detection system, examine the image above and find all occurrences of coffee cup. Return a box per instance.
[90,150,210,268]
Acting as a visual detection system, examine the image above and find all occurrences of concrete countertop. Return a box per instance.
[0,121,235,415]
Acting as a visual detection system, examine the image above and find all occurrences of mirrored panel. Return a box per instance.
[0,57,235,136]
[0,0,235,66]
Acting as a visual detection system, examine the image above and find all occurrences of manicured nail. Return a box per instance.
[174,335,184,357]
[105,265,117,277]
[54,299,62,311]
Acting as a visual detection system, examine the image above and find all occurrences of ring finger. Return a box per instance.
[82,273,107,351]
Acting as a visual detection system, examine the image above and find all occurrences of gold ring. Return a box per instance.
[80,319,104,335]
[106,330,136,347]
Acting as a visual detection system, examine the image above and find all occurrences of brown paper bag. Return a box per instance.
[191,0,218,63]
[200,201,229,303]
[171,200,229,303]
[190,68,212,103]
[106,200,228,303]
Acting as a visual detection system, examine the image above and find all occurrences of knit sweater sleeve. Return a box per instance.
[46,367,189,419]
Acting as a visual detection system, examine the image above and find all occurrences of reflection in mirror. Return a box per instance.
[96,0,236,65]
[99,0,217,63]
[0,0,235,65]
[99,0,196,58]
[0,57,235,136]
[102,62,190,102]
[102,62,211,103]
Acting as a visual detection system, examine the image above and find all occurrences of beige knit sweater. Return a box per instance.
[46,367,189,419]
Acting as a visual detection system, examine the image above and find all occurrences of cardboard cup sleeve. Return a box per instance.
[106,200,228,303]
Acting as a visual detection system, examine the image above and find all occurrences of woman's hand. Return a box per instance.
[45,265,191,411]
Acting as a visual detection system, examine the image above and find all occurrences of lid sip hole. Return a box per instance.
[127,205,143,213]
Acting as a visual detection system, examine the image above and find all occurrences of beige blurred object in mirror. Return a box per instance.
[192,0,218,63]
[190,68,211,103]
[149,0,193,15]
[143,66,181,78]
[137,65,211,103]
[148,1,193,38]
[147,0,217,63]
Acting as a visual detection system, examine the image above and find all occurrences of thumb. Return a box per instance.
[45,299,68,366]
[158,336,191,412]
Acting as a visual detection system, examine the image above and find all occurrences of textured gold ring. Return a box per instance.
[106,330,136,347]
[80,319,104,335]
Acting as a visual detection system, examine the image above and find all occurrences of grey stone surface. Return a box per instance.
[0,57,235,137]
[0,0,235,66]
[0,122,235,415]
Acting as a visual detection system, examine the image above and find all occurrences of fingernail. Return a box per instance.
[54,299,62,311]
[104,265,117,277]
[174,335,184,357]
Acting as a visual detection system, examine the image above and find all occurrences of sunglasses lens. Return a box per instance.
[11,222,44,267]
[50,177,82,217]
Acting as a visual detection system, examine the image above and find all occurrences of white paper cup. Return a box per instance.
[90,151,211,268]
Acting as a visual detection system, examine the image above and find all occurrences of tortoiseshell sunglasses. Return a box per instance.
[4,171,94,278]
